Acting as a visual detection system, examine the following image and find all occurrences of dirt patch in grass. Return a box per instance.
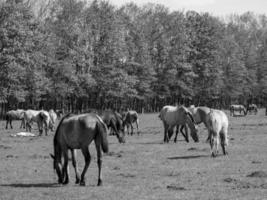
[247,171,267,178]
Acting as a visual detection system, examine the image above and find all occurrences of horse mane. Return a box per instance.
[186,111,196,124]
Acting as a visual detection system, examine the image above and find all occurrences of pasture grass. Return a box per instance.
[0,110,267,200]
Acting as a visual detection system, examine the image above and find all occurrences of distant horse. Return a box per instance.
[24,110,52,135]
[247,104,257,115]
[5,109,25,129]
[49,109,58,131]
[100,110,125,143]
[123,110,139,135]
[50,113,109,186]
[229,105,247,116]
[171,106,211,143]
[206,109,229,157]
[159,105,199,143]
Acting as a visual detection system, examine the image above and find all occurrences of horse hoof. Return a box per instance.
[63,180,69,185]
[97,180,102,186]
[80,181,86,186]
[211,153,216,158]
[75,179,80,184]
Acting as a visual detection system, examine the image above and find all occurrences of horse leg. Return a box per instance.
[127,124,130,135]
[80,147,91,186]
[181,125,189,143]
[220,131,228,155]
[38,121,43,136]
[70,149,80,184]
[5,119,8,129]
[167,128,174,142]
[136,119,139,135]
[209,132,216,157]
[95,140,103,186]
[62,150,69,184]
[10,119,13,129]
[174,125,179,143]
[130,123,134,136]
[163,122,168,143]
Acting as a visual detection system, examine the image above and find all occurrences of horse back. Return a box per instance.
[57,114,98,149]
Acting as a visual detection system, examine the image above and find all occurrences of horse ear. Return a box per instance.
[50,153,55,159]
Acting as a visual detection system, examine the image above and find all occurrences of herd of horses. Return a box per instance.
[4,103,258,186]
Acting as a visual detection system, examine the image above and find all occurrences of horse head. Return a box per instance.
[50,153,64,184]
[185,111,199,142]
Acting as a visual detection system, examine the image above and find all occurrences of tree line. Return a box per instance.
[1,0,267,113]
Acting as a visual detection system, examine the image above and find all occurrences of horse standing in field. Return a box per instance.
[123,110,139,135]
[100,110,126,143]
[206,109,229,157]
[159,105,199,143]
[24,110,52,135]
[229,104,247,116]
[247,104,258,115]
[50,113,109,186]
[5,109,25,129]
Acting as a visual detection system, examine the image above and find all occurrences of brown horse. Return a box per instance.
[50,113,109,186]
[6,109,25,129]
[122,110,139,135]
[100,110,126,143]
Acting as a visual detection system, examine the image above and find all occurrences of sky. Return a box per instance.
[109,0,267,16]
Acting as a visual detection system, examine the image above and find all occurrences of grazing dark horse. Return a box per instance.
[101,110,126,143]
[6,109,25,129]
[247,104,258,115]
[159,105,199,143]
[123,110,139,135]
[229,104,247,116]
[50,113,109,186]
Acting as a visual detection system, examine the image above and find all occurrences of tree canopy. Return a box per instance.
[1,0,267,111]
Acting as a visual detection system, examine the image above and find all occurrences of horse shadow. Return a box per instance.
[168,154,209,160]
[1,182,59,188]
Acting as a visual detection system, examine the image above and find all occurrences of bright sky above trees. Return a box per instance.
[109,0,267,16]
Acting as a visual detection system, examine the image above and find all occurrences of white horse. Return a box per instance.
[24,110,52,136]
[229,104,247,116]
[159,105,199,143]
[206,109,229,157]
[122,110,139,135]
[6,109,25,129]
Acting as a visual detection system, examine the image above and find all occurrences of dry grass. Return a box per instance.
[0,110,267,200]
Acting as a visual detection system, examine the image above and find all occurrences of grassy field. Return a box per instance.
[0,110,267,200]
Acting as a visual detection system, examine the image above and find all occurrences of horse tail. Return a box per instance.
[96,115,109,153]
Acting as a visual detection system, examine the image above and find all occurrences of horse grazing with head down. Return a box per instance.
[247,104,258,115]
[122,110,139,135]
[50,113,109,186]
[6,109,25,129]
[48,109,58,131]
[100,110,126,143]
[229,104,247,116]
[159,105,199,143]
[206,109,229,157]
[24,110,52,136]
[170,106,212,143]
